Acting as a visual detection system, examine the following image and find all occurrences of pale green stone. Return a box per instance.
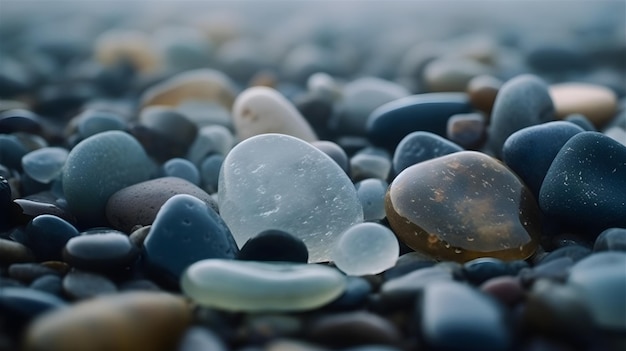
[181,259,346,312]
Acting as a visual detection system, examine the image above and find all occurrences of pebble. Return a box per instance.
[567,252,626,331]
[143,194,238,286]
[487,74,555,157]
[549,83,618,127]
[350,148,392,181]
[106,177,218,233]
[307,311,402,348]
[538,245,591,265]
[8,263,62,284]
[24,214,79,261]
[62,270,118,300]
[199,154,224,194]
[94,29,159,73]
[379,266,453,310]
[0,109,42,134]
[12,198,76,226]
[75,109,126,139]
[502,121,584,197]
[386,151,541,262]
[21,147,69,184]
[539,132,626,235]
[311,140,350,176]
[418,281,512,351]
[0,134,28,171]
[479,276,525,306]
[332,223,399,276]
[446,112,487,149]
[366,92,473,151]
[62,232,139,272]
[392,131,463,176]
[177,326,228,351]
[423,58,491,92]
[594,228,626,252]
[325,276,372,310]
[29,274,64,296]
[565,113,596,131]
[219,133,363,263]
[355,178,387,222]
[24,292,191,351]
[162,158,201,185]
[466,75,502,116]
[186,125,234,165]
[237,229,309,263]
[0,287,67,330]
[0,238,35,264]
[462,257,513,285]
[62,130,154,226]
[526,45,590,73]
[232,86,318,142]
[181,259,346,312]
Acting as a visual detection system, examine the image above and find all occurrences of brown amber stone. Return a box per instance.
[385,151,540,262]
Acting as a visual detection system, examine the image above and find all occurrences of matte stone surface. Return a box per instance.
[392,131,463,176]
[332,223,399,276]
[386,151,541,262]
[550,83,618,127]
[307,311,402,348]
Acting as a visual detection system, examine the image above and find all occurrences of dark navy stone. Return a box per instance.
[237,229,308,263]
[0,175,11,230]
[325,276,372,310]
[0,287,67,333]
[565,114,596,131]
[25,214,79,261]
[8,263,62,284]
[594,228,626,252]
[539,132,626,236]
[502,121,584,197]
[526,46,590,74]
[462,258,512,285]
[487,75,555,157]
[199,154,224,194]
[62,270,117,300]
[539,245,592,265]
[30,274,64,296]
[366,93,472,151]
[0,134,28,171]
[418,281,512,351]
[63,232,139,272]
[295,92,334,139]
[392,131,463,176]
[34,82,96,117]
[143,194,239,287]
[312,140,350,176]
[12,198,76,226]
[0,109,42,134]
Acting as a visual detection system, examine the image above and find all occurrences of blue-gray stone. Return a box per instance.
[355,178,388,221]
[76,109,126,139]
[25,214,79,261]
[0,287,67,327]
[594,228,626,252]
[162,158,200,185]
[392,131,463,176]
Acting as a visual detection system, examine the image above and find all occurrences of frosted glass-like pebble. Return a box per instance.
[232,87,317,142]
[181,259,346,312]
[219,133,363,263]
[332,223,399,276]
[22,147,69,183]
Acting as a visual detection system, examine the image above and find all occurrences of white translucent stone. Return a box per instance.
[232,86,317,142]
[22,147,69,183]
[219,133,363,263]
[181,259,346,312]
[332,223,399,276]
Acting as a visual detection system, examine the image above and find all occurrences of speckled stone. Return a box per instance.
[24,292,191,351]
[386,151,541,262]
[106,177,218,233]
[550,83,618,127]
[232,86,318,142]
[181,259,346,312]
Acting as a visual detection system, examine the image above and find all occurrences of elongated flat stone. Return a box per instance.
[219,133,363,263]
[181,259,346,312]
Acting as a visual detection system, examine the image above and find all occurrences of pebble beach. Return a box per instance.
[0,1,625,351]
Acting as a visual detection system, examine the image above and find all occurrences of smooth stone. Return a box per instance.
[8,263,62,284]
[62,271,117,300]
[526,45,590,73]
[129,124,189,163]
[382,252,437,281]
[307,311,402,348]
[520,257,575,285]
[333,77,410,135]
[379,266,453,310]
[63,131,154,226]
[177,326,228,351]
[0,238,35,264]
[539,245,591,265]
[550,83,618,127]
[355,178,388,222]
[75,109,126,139]
[266,339,330,351]
[423,58,490,92]
[565,114,596,131]
[237,229,308,263]
[418,281,512,351]
[21,147,69,184]
[386,151,541,262]
[350,148,391,181]
[143,194,238,286]
[177,100,233,130]
[94,30,159,73]
[462,257,512,285]
[294,92,334,138]
[162,158,201,185]
[567,252,626,331]
[539,132,626,234]
[199,154,224,194]
[0,134,28,171]
[594,228,626,252]
[604,126,626,146]
[480,276,525,306]
[502,121,584,197]
[392,131,463,176]
[232,86,317,142]
[181,259,346,312]
[0,109,42,134]
[186,125,234,165]
[219,134,363,263]
[12,198,76,226]
[24,292,191,351]
[325,276,372,310]
[487,74,555,157]
[63,232,139,272]
[332,223,399,276]
[307,72,340,101]
[128,225,151,247]
[366,92,473,151]
[467,75,502,115]
[154,26,213,72]
[139,106,198,153]
[30,275,64,296]
[311,140,350,176]
[239,314,302,345]
[24,214,80,261]
[0,287,67,330]
[141,69,237,110]
[446,112,487,150]
[106,177,218,233]
[118,279,161,292]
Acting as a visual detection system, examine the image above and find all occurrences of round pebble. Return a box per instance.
[332,223,399,276]
[355,178,388,222]
[63,232,139,272]
[549,83,618,127]
[392,131,463,176]
[307,311,402,348]
[237,229,309,263]
[24,214,80,261]
[162,158,201,185]
[62,271,117,300]
[350,148,391,181]
[594,228,626,252]
[21,147,69,184]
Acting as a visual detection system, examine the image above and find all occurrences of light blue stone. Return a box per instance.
[355,178,388,221]
[21,147,69,183]
[162,158,200,185]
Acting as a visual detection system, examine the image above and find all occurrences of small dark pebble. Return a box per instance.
[594,227,626,252]
[237,229,308,263]
[24,214,79,261]
[538,245,592,265]
[307,311,402,349]
[62,231,139,272]
[325,276,372,311]
[62,270,117,300]
[8,262,62,284]
[29,274,64,296]
[177,326,228,351]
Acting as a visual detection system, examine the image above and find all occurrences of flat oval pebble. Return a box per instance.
[106,177,218,233]
[62,271,117,300]
[24,292,191,351]
[0,287,67,328]
[143,194,238,286]
[386,151,541,262]
[232,86,317,142]
[181,259,346,312]
[162,158,200,185]
[21,147,69,184]
[62,131,154,226]
[62,232,139,272]
[366,93,472,151]
[418,281,512,351]
[355,178,387,221]
[0,109,42,134]
[307,311,402,348]
[219,133,363,263]
[392,131,463,176]
[549,83,618,127]
[332,223,399,276]
[446,113,487,150]
[24,215,79,261]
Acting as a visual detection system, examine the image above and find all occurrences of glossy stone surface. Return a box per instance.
[63,232,139,272]
[332,223,399,276]
[385,151,540,262]
[25,214,79,261]
[392,131,463,176]
[219,134,363,263]
[181,259,346,312]
[24,292,191,351]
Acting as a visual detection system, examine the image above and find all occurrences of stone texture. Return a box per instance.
[550,82,618,127]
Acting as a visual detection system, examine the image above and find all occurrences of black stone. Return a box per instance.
[11,198,77,226]
[237,229,308,263]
